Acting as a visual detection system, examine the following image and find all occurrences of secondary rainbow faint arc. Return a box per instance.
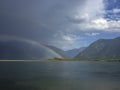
[0,35,64,58]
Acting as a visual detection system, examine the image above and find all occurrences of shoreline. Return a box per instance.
[0,59,120,62]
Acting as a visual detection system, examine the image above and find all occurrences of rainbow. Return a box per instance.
[0,35,64,58]
[1,12,64,58]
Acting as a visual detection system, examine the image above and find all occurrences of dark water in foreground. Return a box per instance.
[0,62,120,90]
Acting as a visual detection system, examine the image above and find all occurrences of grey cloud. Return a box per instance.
[0,0,86,41]
[66,16,86,24]
[2,0,111,50]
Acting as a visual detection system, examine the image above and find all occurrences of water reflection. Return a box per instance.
[0,62,120,90]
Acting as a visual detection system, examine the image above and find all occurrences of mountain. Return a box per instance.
[45,45,69,58]
[75,37,120,60]
[46,45,86,58]
[66,47,86,58]
[0,40,62,60]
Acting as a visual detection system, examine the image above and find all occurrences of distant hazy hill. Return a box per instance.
[45,45,69,58]
[46,45,86,58]
[66,47,86,58]
[75,37,120,60]
[0,40,62,60]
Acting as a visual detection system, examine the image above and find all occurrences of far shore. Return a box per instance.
[0,59,120,62]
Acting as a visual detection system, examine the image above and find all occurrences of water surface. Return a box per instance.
[0,62,120,90]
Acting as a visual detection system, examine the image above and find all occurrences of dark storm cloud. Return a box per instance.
[0,0,86,47]
[3,0,119,50]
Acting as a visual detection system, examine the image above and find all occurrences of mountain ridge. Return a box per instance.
[66,47,86,58]
[75,37,120,60]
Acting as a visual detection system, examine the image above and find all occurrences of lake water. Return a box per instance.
[0,62,120,90]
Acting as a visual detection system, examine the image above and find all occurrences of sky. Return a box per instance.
[0,0,120,50]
